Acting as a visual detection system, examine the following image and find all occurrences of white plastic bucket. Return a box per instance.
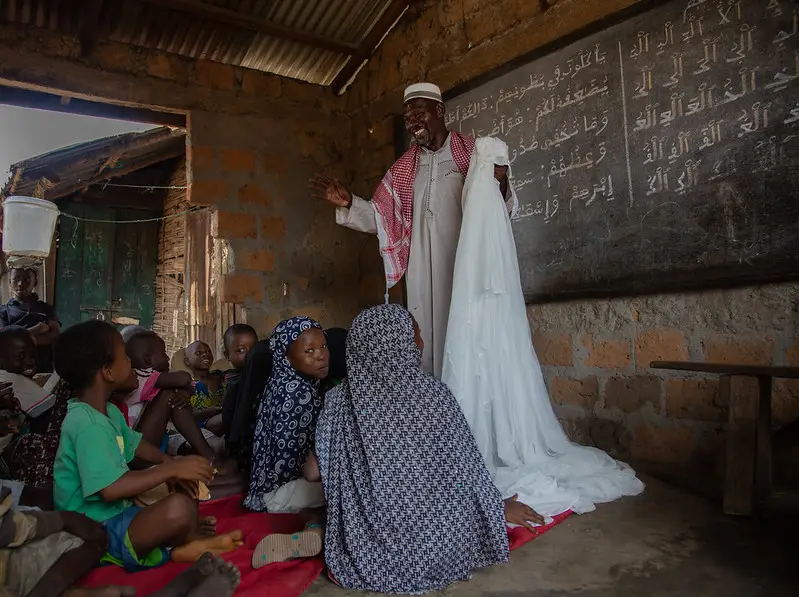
[2,196,60,258]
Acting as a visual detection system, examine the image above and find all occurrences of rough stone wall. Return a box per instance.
[343,0,799,493]
[530,285,799,494]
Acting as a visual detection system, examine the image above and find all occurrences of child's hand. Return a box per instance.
[503,494,545,532]
[0,383,21,413]
[168,389,190,410]
[60,511,109,547]
[166,455,214,484]
[0,412,23,437]
[28,322,50,336]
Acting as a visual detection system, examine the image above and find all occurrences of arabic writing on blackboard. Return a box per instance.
[444,0,799,301]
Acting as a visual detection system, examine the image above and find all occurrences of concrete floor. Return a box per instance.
[305,477,798,597]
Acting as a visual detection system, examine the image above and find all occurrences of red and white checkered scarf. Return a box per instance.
[372,132,474,288]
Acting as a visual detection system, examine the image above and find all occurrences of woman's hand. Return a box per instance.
[504,494,545,532]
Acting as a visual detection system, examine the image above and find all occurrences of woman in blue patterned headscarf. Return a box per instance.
[244,316,329,513]
[315,304,543,593]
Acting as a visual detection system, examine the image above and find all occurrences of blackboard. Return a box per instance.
[443,0,799,303]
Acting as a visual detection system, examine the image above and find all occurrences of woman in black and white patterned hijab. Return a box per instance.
[315,304,541,593]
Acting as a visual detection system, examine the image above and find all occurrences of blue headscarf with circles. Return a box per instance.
[244,316,323,511]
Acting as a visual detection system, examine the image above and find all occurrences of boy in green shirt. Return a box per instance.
[53,321,243,572]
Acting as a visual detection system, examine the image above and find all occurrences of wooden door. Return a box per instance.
[55,204,160,331]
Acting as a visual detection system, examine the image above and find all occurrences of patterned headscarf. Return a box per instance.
[316,304,509,593]
[244,316,323,512]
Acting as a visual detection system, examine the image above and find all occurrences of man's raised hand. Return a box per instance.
[309,174,353,208]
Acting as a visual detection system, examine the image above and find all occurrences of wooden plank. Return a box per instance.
[331,0,413,95]
[0,85,185,127]
[651,361,799,379]
[139,0,358,55]
[755,375,773,511]
[723,375,758,516]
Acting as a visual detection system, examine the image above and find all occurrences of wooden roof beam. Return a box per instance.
[138,0,359,55]
[45,143,185,201]
[79,0,105,57]
[331,0,416,95]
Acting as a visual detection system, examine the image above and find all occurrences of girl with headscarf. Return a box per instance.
[244,316,329,518]
[313,304,542,593]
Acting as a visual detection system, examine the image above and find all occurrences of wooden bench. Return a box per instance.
[650,361,799,516]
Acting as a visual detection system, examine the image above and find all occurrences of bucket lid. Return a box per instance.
[4,196,60,211]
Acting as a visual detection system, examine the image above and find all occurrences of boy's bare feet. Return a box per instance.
[171,530,244,563]
[147,552,217,597]
[64,587,136,597]
[199,516,216,537]
[185,558,241,597]
[252,529,322,569]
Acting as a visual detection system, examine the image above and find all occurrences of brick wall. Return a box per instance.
[188,110,360,341]
[343,0,799,494]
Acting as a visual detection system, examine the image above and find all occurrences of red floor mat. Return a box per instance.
[79,495,323,597]
[80,497,571,596]
[507,510,573,551]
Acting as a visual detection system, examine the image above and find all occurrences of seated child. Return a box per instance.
[0,387,121,597]
[225,340,272,474]
[0,326,59,423]
[0,267,60,373]
[183,342,225,436]
[0,482,118,597]
[0,326,71,487]
[219,324,258,438]
[121,331,221,462]
[311,305,543,593]
[244,317,329,567]
[52,320,243,571]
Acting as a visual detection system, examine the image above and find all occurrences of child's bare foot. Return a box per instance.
[149,552,226,597]
[171,530,244,563]
[252,530,322,569]
[65,587,136,597]
[185,559,241,597]
[199,516,217,537]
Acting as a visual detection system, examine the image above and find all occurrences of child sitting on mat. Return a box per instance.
[183,342,225,437]
[0,326,60,423]
[53,321,242,571]
[122,332,223,462]
[244,317,330,568]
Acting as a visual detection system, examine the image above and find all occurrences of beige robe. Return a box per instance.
[337,134,516,378]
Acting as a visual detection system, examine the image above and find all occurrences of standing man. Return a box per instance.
[311,83,517,378]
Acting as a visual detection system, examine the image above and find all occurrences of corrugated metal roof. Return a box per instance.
[1,126,187,201]
[0,0,395,85]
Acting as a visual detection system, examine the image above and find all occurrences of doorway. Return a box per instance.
[55,204,159,329]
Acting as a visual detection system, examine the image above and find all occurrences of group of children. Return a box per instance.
[0,294,550,597]
[0,318,266,596]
